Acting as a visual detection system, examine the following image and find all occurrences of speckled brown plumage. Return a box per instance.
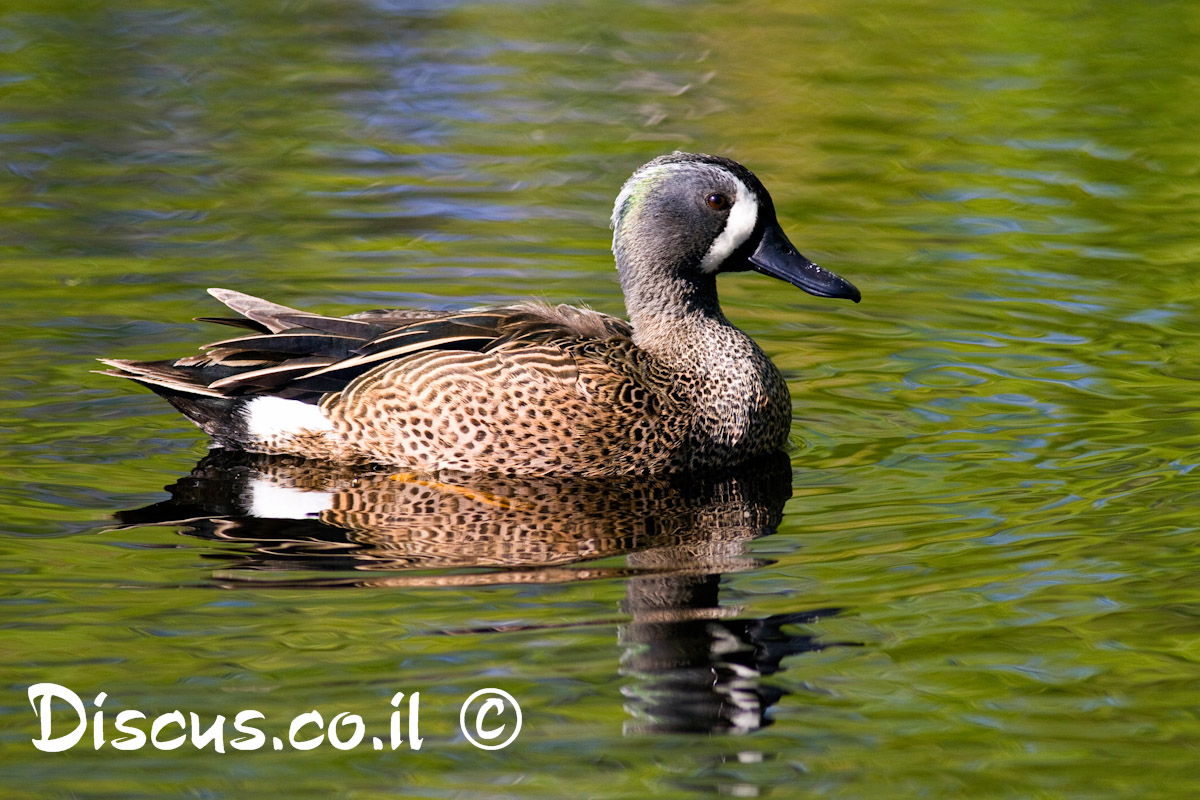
[100,153,860,476]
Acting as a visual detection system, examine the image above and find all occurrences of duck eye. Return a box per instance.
[705,193,730,212]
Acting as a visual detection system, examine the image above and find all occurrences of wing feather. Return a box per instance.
[103,291,633,407]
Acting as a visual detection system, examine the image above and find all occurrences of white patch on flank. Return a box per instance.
[698,175,758,274]
[245,477,334,519]
[243,395,334,440]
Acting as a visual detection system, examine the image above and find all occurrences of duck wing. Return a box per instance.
[99,288,632,405]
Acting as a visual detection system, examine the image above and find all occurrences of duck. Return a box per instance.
[100,152,861,477]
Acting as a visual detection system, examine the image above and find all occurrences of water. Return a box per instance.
[3,0,1200,796]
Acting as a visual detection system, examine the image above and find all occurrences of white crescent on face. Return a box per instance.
[611,164,760,275]
[698,174,759,274]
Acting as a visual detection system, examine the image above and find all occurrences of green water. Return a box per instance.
[4,0,1200,796]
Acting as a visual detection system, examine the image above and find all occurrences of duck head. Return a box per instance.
[611,153,861,321]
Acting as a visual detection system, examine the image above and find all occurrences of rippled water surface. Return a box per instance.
[4,0,1200,797]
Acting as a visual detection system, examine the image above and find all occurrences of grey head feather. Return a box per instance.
[611,153,775,330]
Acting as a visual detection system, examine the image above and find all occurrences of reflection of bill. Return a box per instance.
[459,688,523,750]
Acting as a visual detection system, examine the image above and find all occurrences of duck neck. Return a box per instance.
[617,252,790,456]
[619,265,734,360]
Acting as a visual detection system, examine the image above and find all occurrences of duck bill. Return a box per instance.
[748,223,861,303]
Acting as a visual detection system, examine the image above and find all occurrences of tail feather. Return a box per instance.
[158,394,244,441]
[97,359,245,441]
[96,359,229,398]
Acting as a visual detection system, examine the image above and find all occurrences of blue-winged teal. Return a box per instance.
[101,153,861,476]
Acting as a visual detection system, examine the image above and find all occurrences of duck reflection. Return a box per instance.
[117,450,838,734]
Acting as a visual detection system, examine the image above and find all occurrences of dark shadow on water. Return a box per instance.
[116,449,843,735]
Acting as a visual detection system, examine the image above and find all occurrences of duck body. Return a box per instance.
[101,153,860,477]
